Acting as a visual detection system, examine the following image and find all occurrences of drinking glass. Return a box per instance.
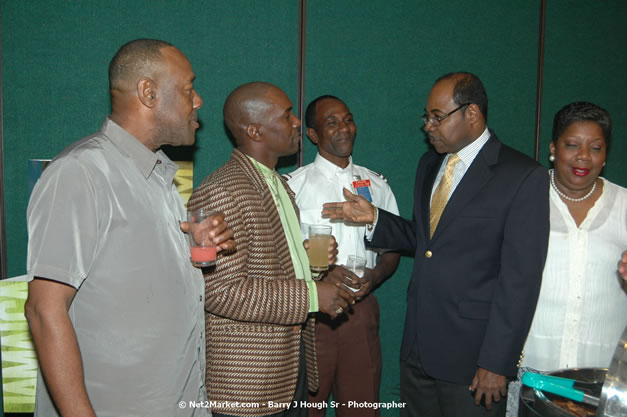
[187,208,217,267]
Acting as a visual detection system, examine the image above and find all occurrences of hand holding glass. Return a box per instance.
[187,208,217,267]
[345,255,366,292]
[308,225,332,272]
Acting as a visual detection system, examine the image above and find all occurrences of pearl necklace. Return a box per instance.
[549,169,597,202]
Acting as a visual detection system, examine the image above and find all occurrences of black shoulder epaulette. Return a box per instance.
[365,168,388,183]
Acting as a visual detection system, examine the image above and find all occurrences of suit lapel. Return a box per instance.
[232,150,296,279]
[431,134,501,241]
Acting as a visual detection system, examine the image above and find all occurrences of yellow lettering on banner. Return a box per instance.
[1,332,36,350]
[174,160,194,207]
[4,379,36,397]
[1,281,37,413]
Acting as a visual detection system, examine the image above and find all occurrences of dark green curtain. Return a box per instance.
[2,2,626,416]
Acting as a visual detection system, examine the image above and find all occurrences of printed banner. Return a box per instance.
[0,280,36,412]
[174,161,194,207]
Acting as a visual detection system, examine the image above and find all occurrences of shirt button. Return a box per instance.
[425,250,432,258]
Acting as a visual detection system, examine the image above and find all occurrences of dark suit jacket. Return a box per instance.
[370,132,549,384]
[188,149,318,416]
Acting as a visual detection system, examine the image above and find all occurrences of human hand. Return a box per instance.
[322,188,376,224]
[327,235,338,265]
[619,250,627,281]
[303,235,338,265]
[315,280,356,319]
[323,265,362,292]
[352,267,379,300]
[180,212,236,252]
[469,368,507,409]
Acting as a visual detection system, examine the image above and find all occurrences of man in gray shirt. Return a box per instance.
[24,39,235,417]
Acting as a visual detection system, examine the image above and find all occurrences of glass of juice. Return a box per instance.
[308,225,332,272]
[187,208,217,268]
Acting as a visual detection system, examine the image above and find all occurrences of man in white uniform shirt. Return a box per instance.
[286,95,400,417]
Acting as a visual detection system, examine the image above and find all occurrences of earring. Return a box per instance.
[549,154,555,162]
[603,162,606,167]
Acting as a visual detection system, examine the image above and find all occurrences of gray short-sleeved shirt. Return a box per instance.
[27,119,209,417]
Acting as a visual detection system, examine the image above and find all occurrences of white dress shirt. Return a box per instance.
[430,127,491,203]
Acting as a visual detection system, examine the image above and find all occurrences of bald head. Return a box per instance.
[223,82,281,144]
[109,39,173,92]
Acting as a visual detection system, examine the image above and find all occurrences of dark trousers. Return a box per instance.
[400,344,506,417]
[308,295,382,417]
[213,340,308,417]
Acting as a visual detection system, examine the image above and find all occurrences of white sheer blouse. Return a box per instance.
[522,178,627,370]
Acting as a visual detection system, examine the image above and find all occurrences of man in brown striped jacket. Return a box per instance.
[188,82,355,417]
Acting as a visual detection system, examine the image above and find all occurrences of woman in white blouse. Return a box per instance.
[522,101,627,371]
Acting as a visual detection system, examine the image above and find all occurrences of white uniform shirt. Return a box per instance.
[522,178,627,370]
[286,153,399,268]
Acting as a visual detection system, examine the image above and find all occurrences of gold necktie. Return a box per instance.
[430,154,460,238]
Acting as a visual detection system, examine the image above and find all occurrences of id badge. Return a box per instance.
[352,176,373,203]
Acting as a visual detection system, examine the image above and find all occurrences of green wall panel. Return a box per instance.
[540,0,626,185]
[1,1,626,416]
[2,1,299,277]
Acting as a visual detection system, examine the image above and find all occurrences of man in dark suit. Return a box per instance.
[323,72,549,417]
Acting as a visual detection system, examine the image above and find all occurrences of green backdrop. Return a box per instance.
[2,1,626,416]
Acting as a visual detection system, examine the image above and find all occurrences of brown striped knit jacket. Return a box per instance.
[187,149,318,416]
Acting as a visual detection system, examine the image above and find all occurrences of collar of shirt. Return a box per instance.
[313,153,354,181]
[431,127,491,201]
[103,117,177,182]
[453,126,491,168]
[246,154,281,195]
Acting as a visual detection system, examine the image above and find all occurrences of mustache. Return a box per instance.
[334,133,353,140]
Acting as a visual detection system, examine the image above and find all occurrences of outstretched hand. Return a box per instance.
[322,188,376,224]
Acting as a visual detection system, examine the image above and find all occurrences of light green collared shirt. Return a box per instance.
[248,157,318,313]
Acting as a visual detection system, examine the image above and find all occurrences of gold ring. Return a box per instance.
[335,307,343,314]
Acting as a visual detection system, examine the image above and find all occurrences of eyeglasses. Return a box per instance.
[421,103,470,127]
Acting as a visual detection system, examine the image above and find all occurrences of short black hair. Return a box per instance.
[436,72,488,122]
[552,101,612,149]
[109,39,173,89]
[305,95,344,130]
